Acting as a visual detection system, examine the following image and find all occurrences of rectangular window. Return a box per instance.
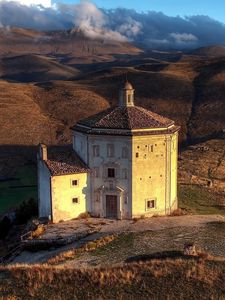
[72,197,79,204]
[146,199,155,209]
[107,144,114,157]
[108,168,115,178]
[122,147,128,158]
[71,179,78,186]
[93,145,100,157]
[136,152,139,158]
[148,145,154,152]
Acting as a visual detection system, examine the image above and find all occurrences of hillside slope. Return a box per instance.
[0,80,109,145]
[0,55,225,147]
[0,37,224,148]
[0,55,80,82]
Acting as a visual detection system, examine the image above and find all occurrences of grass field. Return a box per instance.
[178,184,225,215]
[0,258,224,299]
[0,165,37,215]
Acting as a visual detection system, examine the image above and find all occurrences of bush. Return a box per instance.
[15,198,38,224]
[171,208,187,216]
[77,212,91,219]
[0,216,12,239]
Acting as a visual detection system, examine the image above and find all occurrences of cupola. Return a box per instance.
[119,81,135,107]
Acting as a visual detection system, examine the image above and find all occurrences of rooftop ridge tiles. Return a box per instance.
[75,105,174,131]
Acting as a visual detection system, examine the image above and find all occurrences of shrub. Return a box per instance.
[15,198,38,224]
[31,225,45,239]
[77,212,91,219]
[171,208,187,216]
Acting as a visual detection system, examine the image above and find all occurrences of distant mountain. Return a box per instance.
[191,45,225,57]
[0,27,142,62]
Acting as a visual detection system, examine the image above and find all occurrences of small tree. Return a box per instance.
[15,198,38,224]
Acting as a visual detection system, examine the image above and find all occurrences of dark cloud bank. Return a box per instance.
[1,0,225,49]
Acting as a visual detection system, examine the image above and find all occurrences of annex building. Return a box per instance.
[38,82,180,222]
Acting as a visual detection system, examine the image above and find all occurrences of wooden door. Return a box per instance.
[106,195,117,218]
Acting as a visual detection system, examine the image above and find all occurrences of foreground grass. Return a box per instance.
[178,184,225,214]
[0,258,224,299]
[0,165,37,214]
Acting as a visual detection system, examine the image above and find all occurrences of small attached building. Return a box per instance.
[38,145,90,223]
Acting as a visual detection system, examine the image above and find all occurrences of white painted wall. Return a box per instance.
[73,131,88,164]
[51,173,90,223]
[38,159,51,219]
[87,134,132,219]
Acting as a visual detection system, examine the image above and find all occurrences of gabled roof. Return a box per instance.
[72,106,174,131]
[44,150,89,176]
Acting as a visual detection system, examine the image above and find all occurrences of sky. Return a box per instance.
[55,0,225,23]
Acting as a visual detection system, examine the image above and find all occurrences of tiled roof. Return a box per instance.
[72,106,174,131]
[44,150,89,176]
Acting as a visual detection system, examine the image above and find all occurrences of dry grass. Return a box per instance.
[47,235,116,265]
[170,208,187,216]
[1,52,225,148]
[0,256,224,299]
[76,212,91,220]
[31,225,45,239]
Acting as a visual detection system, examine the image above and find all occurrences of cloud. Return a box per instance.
[61,1,127,41]
[170,33,198,42]
[1,0,225,49]
[1,0,51,7]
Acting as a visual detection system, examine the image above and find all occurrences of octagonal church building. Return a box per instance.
[38,81,180,223]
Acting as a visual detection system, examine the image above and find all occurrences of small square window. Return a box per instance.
[72,197,79,204]
[71,179,78,186]
[146,199,155,209]
[108,168,115,178]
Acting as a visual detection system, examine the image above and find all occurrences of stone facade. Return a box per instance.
[38,82,179,222]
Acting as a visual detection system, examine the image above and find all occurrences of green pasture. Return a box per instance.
[0,165,37,215]
[178,184,225,215]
